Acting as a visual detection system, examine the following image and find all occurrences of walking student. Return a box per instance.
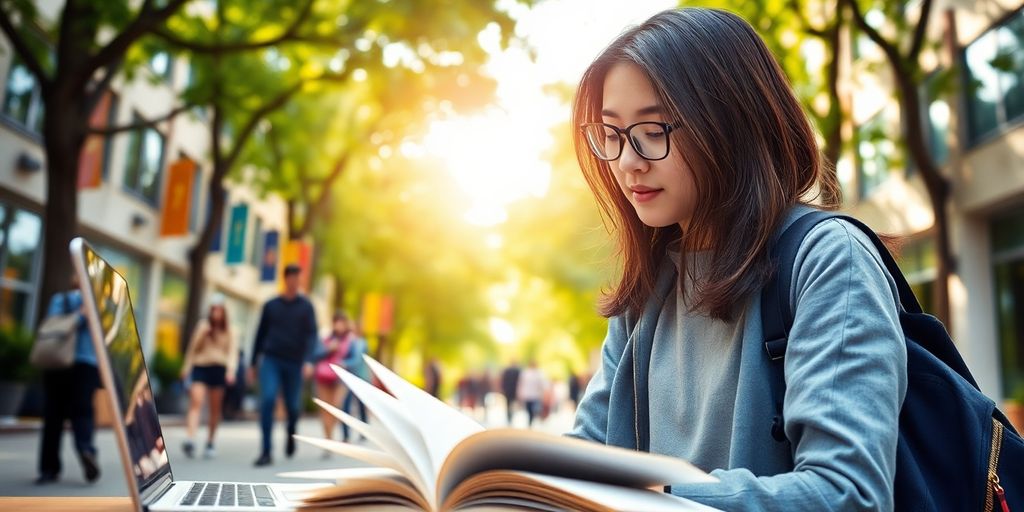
[517,360,546,428]
[249,264,319,466]
[569,8,906,510]
[313,312,354,454]
[36,272,102,485]
[340,326,369,442]
[180,295,238,459]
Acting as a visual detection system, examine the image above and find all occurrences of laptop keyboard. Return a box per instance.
[179,483,276,507]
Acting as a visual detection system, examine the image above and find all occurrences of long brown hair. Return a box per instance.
[207,304,228,333]
[573,8,841,321]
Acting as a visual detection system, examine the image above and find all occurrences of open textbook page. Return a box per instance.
[287,356,719,511]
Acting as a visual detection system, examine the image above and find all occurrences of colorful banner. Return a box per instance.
[260,231,280,282]
[224,203,249,265]
[360,293,381,336]
[159,158,196,237]
[78,91,114,189]
[282,239,313,292]
[378,295,394,335]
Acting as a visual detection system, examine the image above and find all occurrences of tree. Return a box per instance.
[845,0,953,325]
[158,0,519,349]
[0,0,192,325]
[685,0,846,204]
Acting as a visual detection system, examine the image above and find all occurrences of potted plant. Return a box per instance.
[150,347,185,414]
[0,323,36,419]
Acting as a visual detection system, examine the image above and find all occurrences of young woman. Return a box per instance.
[180,298,238,459]
[569,8,908,511]
[314,312,354,451]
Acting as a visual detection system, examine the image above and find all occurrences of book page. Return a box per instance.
[284,467,429,511]
[312,397,421,480]
[437,428,716,503]
[364,357,484,472]
[450,471,721,512]
[292,435,404,474]
[331,364,437,507]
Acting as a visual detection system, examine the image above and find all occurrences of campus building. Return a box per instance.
[841,1,1024,403]
[0,17,310,370]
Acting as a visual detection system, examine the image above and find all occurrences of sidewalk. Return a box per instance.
[0,399,575,498]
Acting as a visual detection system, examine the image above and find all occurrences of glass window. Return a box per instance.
[2,56,43,132]
[856,111,898,199]
[156,272,187,358]
[995,258,1024,400]
[964,8,1024,146]
[0,203,41,329]
[123,115,166,204]
[3,210,42,283]
[0,286,31,330]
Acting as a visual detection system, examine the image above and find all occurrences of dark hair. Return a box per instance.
[573,8,840,321]
[332,311,349,323]
[283,263,301,277]
[208,304,228,332]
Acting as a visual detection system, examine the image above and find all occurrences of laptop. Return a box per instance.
[70,238,326,511]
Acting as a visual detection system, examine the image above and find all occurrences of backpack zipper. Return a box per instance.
[985,418,1008,512]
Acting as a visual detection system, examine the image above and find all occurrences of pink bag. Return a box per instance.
[315,333,352,383]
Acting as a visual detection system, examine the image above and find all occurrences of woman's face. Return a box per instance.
[601,62,697,231]
[334,318,348,333]
[210,305,225,323]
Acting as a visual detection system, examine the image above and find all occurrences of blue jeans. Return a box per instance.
[341,390,367,441]
[258,355,302,456]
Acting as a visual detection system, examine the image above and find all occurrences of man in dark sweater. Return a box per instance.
[249,264,318,466]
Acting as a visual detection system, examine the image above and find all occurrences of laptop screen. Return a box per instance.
[79,242,171,492]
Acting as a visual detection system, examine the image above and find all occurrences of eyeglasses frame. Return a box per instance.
[579,121,677,161]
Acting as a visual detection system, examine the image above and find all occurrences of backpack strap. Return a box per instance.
[760,210,927,443]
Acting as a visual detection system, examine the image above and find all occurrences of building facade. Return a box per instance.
[0,7,308,367]
[842,0,1024,403]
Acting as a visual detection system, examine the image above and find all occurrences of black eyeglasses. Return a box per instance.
[580,121,675,161]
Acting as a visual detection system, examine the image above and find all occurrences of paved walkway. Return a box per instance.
[0,399,575,498]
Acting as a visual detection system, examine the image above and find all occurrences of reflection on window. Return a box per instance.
[123,115,166,204]
[4,210,42,283]
[2,57,44,132]
[964,8,1024,146]
[0,202,41,328]
[856,110,898,199]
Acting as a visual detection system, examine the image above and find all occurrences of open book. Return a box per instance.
[282,357,719,511]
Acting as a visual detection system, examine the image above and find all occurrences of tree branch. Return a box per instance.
[0,4,50,88]
[221,81,304,171]
[155,0,314,54]
[846,0,905,69]
[908,0,934,60]
[85,0,189,80]
[84,58,122,115]
[88,102,194,135]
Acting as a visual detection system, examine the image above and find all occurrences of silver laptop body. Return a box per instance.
[70,237,323,511]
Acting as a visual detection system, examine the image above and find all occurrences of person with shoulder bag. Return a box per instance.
[313,312,353,456]
[35,270,101,485]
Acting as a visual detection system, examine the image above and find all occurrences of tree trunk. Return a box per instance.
[180,105,229,353]
[36,92,86,327]
[821,12,844,206]
[894,62,953,326]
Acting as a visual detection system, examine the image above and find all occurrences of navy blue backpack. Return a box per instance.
[762,210,1023,511]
